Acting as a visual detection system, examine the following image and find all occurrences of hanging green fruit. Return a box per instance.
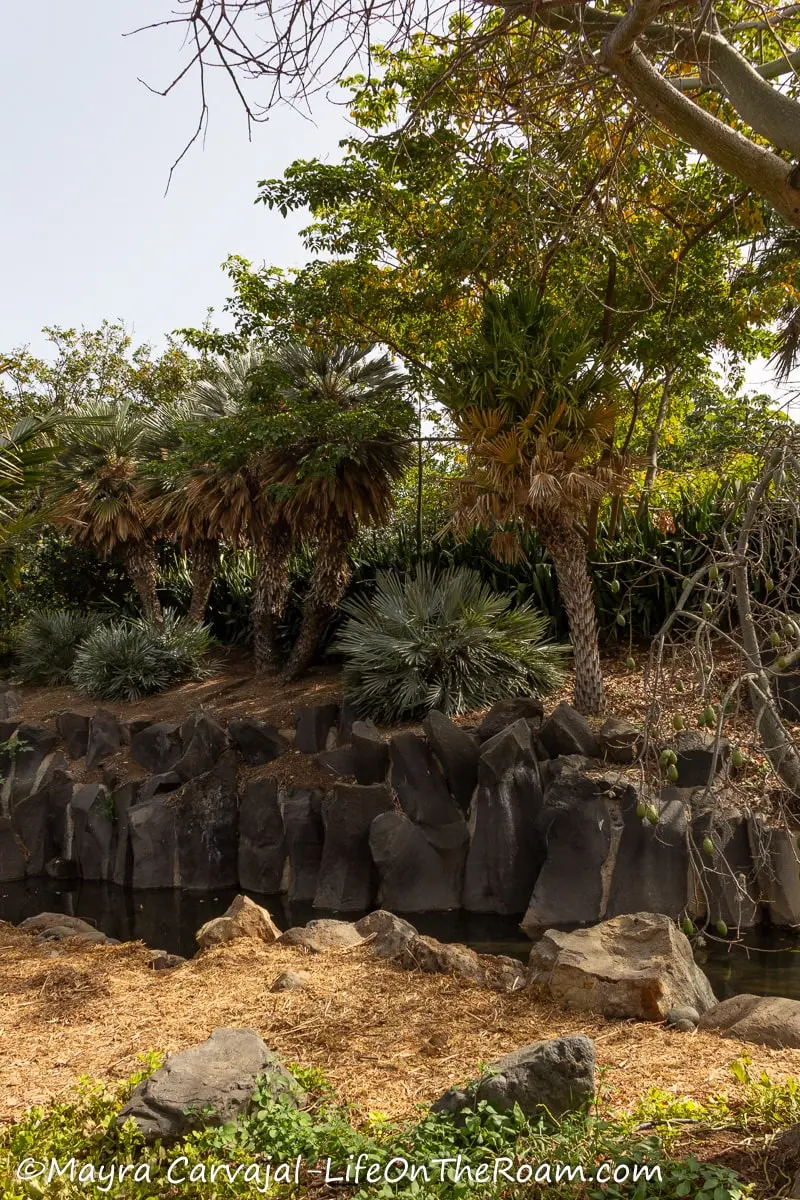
[610,579,620,595]
[624,656,636,670]
[647,805,659,825]
[708,565,719,581]
[666,763,679,782]
[715,919,729,937]
[681,918,695,937]
[672,714,684,731]
[731,748,746,769]
[770,630,782,648]
[659,749,672,768]
[702,602,713,618]
[765,576,775,593]
[702,837,714,858]
[702,705,716,726]
[674,679,685,693]
[636,801,647,820]
[616,612,626,627]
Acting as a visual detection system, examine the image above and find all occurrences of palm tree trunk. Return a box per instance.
[252,524,293,673]
[188,537,219,625]
[282,529,352,683]
[539,515,604,716]
[121,541,163,623]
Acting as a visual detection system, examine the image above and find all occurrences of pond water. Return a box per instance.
[3,878,800,1003]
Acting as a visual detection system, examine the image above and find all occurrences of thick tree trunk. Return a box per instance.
[122,541,163,623]
[187,537,219,625]
[282,530,352,683]
[252,524,293,673]
[539,515,605,716]
[637,368,674,521]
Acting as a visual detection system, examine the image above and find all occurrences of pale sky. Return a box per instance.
[1,1,350,356]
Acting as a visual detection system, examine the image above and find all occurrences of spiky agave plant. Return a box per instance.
[70,611,212,700]
[13,609,105,684]
[334,563,568,724]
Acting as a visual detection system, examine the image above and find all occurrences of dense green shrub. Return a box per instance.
[70,612,212,700]
[13,609,105,684]
[334,564,568,722]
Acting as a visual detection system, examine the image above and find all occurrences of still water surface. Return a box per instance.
[2,879,799,1003]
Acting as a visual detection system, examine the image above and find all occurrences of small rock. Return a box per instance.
[85,711,123,771]
[44,857,81,880]
[55,712,90,759]
[149,951,187,971]
[395,934,486,985]
[597,718,643,764]
[270,970,312,992]
[227,719,288,765]
[130,722,182,774]
[698,993,800,1048]
[196,895,281,950]
[423,710,480,811]
[666,1006,700,1028]
[539,702,600,759]
[279,919,364,953]
[477,696,544,742]
[0,688,22,721]
[316,747,356,777]
[295,704,340,754]
[355,909,418,958]
[19,912,107,940]
[670,729,729,788]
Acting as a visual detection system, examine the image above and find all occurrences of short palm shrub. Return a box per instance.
[70,612,212,701]
[13,608,105,684]
[334,564,568,723]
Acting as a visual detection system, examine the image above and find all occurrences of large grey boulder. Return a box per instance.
[605,787,690,920]
[117,1028,302,1140]
[280,919,364,952]
[522,793,617,931]
[130,722,182,774]
[355,909,418,958]
[597,718,643,765]
[56,712,91,759]
[0,688,22,721]
[432,1035,595,1120]
[351,720,389,785]
[313,784,392,911]
[227,719,288,765]
[463,720,544,914]
[295,704,340,754]
[369,811,461,912]
[527,912,716,1021]
[196,894,281,950]
[698,993,800,1048]
[670,729,729,788]
[85,711,122,771]
[538,702,600,759]
[422,710,479,812]
[238,778,286,894]
[477,696,544,743]
[395,933,487,984]
[282,788,325,903]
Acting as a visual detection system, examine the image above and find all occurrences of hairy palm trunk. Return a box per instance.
[187,537,219,625]
[539,515,604,716]
[252,524,293,673]
[121,540,163,623]
[282,528,352,683]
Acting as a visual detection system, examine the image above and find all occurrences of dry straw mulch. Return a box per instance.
[3,923,800,1127]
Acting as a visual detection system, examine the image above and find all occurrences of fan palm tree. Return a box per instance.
[264,342,413,682]
[159,347,297,666]
[444,288,626,716]
[0,413,61,601]
[48,399,166,621]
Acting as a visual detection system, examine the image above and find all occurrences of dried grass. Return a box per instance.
[2,924,800,1127]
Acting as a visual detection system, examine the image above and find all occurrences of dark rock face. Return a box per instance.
[295,704,340,754]
[282,788,325,903]
[117,1028,302,1140]
[0,818,26,881]
[691,811,759,928]
[750,818,800,926]
[56,712,90,759]
[390,732,464,829]
[314,784,393,911]
[175,711,227,781]
[12,773,70,877]
[432,1035,595,1120]
[172,753,240,890]
[463,721,545,914]
[523,795,616,931]
[138,772,182,802]
[477,696,544,743]
[111,782,140,887]
[671,730,729,788]
[317,747,356,777]
[85,711,122,771]
[227,719,288,766]
[238,778,286,894]
[3,726,62,807]
[775,669,800,721]
[129,796,178,888]
[606,787,689,920]
[71,784,116,881]
[597,718,643,764]
[423,710,479,812]
[369,811,461,912]
[351,720,389,785]
[538,702,600,759]
[354,909,418,958]
[338,700,357,744]
[0,689,22,721]
[131,722,183,774]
